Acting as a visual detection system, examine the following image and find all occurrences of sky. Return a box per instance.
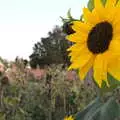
[0,0,88,61]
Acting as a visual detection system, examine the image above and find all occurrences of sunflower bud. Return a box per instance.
[62,22,75,35]
[1,76,9,85]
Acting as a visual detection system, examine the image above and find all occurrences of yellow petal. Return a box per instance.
[108,58,120,81]
[66,32,87,43]
[109,39,120,55]
[68,48,92,70]
[93,54,108,87]
[67,43,85,51]
[93,8,105,21]
[105,0,117,8]
[93,1,116,22]
[72,21,91,33]
[70,46,91,62]
[105,8,118,22]
[83,8,100,25]
[79,55,95,80]
[113,17,120,27]
[112,13,120,32]
[95,7,115,22]
[94,0,104,9]
[64,116,74,120]
[68,44,86,61]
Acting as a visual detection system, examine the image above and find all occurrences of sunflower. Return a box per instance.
[67,0,120,87]
[64,115,74,120]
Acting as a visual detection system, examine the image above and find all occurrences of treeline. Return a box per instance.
[29,26,72,68]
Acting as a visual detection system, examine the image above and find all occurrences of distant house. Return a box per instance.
[29,68,46,80]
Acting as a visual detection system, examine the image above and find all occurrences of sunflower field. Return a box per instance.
[0,61,96,120]
[0,0,120,120]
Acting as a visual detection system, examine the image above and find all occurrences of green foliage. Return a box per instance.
[75,97,120,120]
[87,0,94,11]
[30,26,71,68]
[96,74,120,95]
[99,97,120,120]
[75,97,102,120]
[108,74,120,87]
[87,0,107,11]
[0,112,5,120]
[0,64,96,120]
[67,9,73,20]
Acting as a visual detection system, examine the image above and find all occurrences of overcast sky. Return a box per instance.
[0,0,88,61]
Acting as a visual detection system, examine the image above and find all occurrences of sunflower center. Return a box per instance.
[87,22,113,54]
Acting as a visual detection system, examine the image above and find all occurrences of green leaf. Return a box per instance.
[75,97,102,120]
[80,15,83,21]
[4,97,20,106]
[67,9,73,19]
[83,99,102,120]
[87,0,107,11]
[87,0,94,11]
[101,0,107,6]
[75,97,120,120]
[18,107,25,114]
[108,74,120,86]
[0,112,5,120]
[99,97,120,120]
[95,74,120,95]
[101,74,120,92]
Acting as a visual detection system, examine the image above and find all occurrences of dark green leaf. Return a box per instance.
[108,74,120,86]
[0,112,5,120]
[67,9,73,19]
[87,0,94,11]
[95,74,120,94]
[87,0,107,11]
[18,107,25,114]
[99,97,120,120]
[75,97,102,120]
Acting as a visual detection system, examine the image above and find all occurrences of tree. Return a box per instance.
[29,26,71,68]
